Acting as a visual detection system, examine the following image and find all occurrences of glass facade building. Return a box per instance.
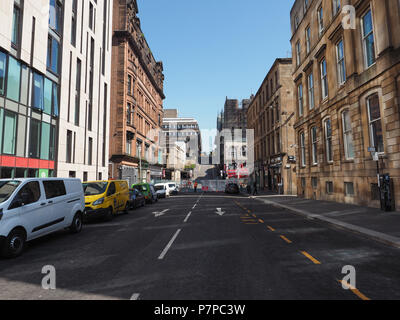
[0,49,58,179]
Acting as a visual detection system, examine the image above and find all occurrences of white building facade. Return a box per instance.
[0,0,112,181]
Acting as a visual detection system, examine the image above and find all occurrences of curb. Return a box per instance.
[257,198,400,249]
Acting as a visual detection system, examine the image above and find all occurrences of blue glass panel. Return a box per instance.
[32,73,44,110]
[0,52,6,96]
[6,56,21,101]
[44,78,52,114]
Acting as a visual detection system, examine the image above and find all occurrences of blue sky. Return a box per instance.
[137,0,293,147]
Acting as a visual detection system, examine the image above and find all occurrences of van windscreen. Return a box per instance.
[0,180,21,203]
[83,182,108,196]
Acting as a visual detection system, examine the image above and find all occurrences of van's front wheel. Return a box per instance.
[70,212,83,234]
[1,229,26,258]
[104,207,114,221]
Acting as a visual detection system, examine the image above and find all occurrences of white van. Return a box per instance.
[154,183,171,198]
[0,178,85,258]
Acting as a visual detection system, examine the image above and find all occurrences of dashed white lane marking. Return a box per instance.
[130,293,140,300]
[158,229,182,260]
[184,211,192,223]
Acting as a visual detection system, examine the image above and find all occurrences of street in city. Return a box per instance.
[1,192,400,300]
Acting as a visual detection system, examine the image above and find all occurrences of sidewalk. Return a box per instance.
[251,192,400,249]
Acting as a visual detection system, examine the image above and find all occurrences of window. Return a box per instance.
[32,73,44,110]
[345,182,355,196]
[306,26,311,54]
[362,9,376,68]
[49,125,56,161]
[367,94,384,153]
[298,84,304,116]
[300,132,306,167]
[7,56,21,102]
[75,59,81,125]
[0,52,6,96]
[308,73,314,109]
[294,15,299,29]
[107,182,116,196]
[128,74,132,95]
[296,41,301,66]
[324,119,333,162]
[44,78,53,115]
[318,6,324,35]
[342,110,355,159]
[333,0,341,16]
[88,137,93,165]
[89,2,95,31]
[3,111,17,155]
[29,119,41,158]
[71,0,77,46]
[311,126,318,165]
[40,122,50,160]
[47,36,60,75]
[49,0,62,34]
[336,39,346,84]
[13,181,41,207]
[126,134,132,155]
[311,177,318,189]
[43,180,66,199]
[320,58,328,99]
[12,5,20,47]
[66,130,72,163]
[326,181,334,194]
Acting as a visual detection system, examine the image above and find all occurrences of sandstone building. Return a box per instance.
[109,0,165,186]
[290,0,400,209]
[247,58,297,194]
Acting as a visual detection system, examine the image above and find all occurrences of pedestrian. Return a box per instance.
[253,181,258,196]
[194,181,198,193]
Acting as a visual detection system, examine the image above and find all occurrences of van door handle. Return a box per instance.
[48,201,53,204]
[41,203,46,206]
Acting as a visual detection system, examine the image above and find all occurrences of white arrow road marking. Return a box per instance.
[216,208,225,216]
[130,293,140,300]
[158,229,181,260]
[152,209,170,217]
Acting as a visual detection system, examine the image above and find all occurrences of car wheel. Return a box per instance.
[1,229,26,258]
[70,212,83,234]
[104,207,114,222]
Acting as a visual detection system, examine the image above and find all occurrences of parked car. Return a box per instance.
[167,182,179,195]
[128,189,146,209]
[132,183,158,204]
[154,184,168,198]
[83,180,130,221]
[225,183,240,194]
[0,178,84,258]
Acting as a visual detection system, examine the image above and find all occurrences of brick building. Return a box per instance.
[290,0,400,209]
[109,0,165,186]
[247,58,297,194]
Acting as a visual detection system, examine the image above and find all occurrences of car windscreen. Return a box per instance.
[155,186,164,191]
[168,184,175,188]
[0,180,21,203]
[82,182,108,196]
[133,185,147,192]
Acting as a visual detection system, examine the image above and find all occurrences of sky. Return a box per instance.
[137,0,293,151]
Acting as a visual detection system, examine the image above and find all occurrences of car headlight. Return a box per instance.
[93,198,105,206]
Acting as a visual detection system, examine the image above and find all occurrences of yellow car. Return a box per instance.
[82,180,130,221]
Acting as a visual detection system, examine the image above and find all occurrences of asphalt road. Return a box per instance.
[1,192,400,300]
